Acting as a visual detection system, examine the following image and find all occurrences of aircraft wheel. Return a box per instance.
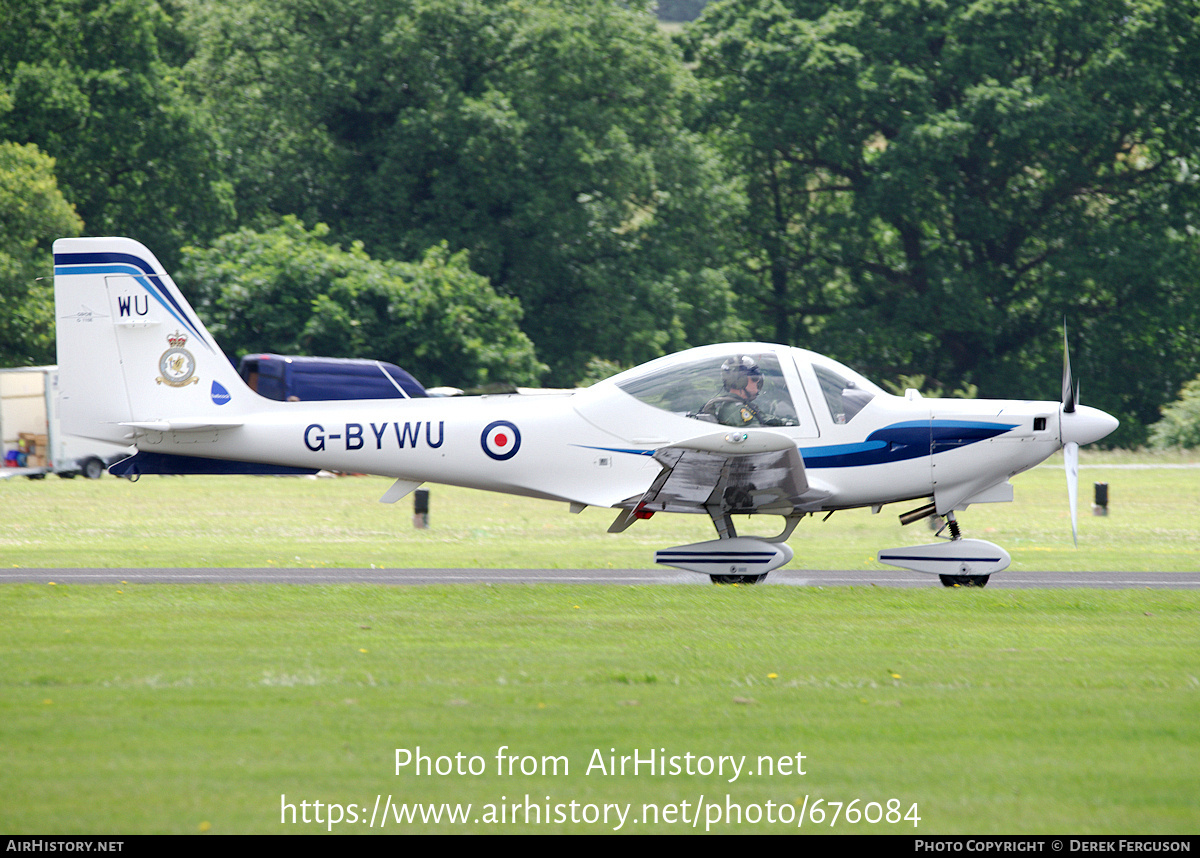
[709,573,768,585]
[938,574,989,588]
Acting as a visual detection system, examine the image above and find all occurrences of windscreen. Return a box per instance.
[616,352,799,427]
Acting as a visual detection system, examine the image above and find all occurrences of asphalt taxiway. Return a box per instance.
[1,568,1197,588]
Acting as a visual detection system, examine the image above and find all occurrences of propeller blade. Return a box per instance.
[1062,325,1076,413]
[1065,440,1079,547]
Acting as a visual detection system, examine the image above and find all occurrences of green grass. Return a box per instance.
[2,584,1197,834]
[1,449,1197,570]
[1,451,1197,833]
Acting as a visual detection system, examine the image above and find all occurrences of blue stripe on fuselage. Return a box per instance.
[800,420,1016,468]
[576,420,1017,468]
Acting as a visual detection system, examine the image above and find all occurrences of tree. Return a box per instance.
[657,0,711,22]
[0,141,83,364]
[1148,375,1200,449]
[0,0,234,266]
[182,0,743,382]
[175,219,546,388]
[689,0,1200,444]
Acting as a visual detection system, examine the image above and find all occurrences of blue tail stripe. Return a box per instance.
[54,252,213,352]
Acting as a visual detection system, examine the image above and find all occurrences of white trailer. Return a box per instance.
[0,366,132,479]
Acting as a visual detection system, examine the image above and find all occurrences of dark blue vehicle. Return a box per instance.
[238,354,426,401]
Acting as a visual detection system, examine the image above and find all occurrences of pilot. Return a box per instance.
[701,355,797,427]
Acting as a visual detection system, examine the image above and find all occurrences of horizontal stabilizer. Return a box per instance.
[120,420,245,432]
[877,539,1010,576]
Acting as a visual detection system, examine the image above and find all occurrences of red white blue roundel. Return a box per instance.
[481,420,521,460]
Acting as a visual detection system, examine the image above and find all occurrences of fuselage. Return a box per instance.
[123,342,1105,518]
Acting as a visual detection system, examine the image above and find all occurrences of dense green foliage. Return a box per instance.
[0,0,235,266]
[1,0,1198,437]
[182,0,741,381]
[177,219,546,387]
[0,141,82,364]
[657,0,710,21]
[1149,375,1200,449]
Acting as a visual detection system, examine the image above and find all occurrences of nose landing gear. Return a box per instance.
[878,511,1009,587]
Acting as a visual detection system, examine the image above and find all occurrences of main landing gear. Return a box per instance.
[878,510,1011,587]
[654,510,804,585]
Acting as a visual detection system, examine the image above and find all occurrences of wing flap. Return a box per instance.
[629,434,825,517]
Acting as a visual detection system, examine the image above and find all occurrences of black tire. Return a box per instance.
[709,573,768,585]
[939,574,989,588]
[81,457,105,480]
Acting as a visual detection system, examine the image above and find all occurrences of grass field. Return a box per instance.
[1,449,1197,571]
[1,451,1197,834]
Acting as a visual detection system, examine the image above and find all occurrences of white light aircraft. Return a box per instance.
[53,237,1118,586]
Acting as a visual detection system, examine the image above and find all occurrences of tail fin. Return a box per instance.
[53,237,250,444]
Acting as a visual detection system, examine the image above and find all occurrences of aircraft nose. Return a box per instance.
[1061,404,1119,447]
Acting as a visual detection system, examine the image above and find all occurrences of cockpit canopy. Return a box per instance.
[811,363,877,425]
[612,344,881,428]
[616,351,797,425]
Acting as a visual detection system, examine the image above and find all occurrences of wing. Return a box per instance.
[608,430,830,532]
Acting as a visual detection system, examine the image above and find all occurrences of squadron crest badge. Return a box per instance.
[157,331,199,387]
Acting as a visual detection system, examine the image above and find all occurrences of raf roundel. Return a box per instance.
[481,420,521,461]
